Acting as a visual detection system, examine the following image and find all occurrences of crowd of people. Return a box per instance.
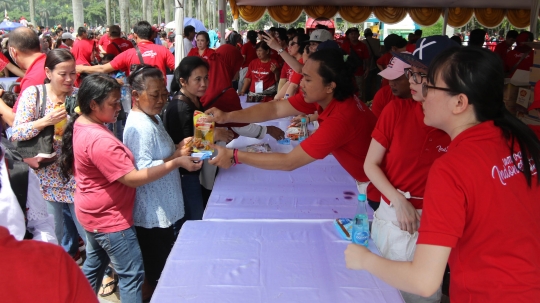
[0,17,539,303]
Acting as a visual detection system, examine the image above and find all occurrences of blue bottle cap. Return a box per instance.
[358,194,367,201]
[301,117,307,123]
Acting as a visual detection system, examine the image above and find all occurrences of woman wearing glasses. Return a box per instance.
[274,33,309,100]
[347,44,540,303]
[362,36,456,302]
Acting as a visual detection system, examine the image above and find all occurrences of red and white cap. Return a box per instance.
[378,52,411,80]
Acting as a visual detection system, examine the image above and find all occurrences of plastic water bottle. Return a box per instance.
[284,93,290,100]
[299,117,309,142]
[352,194,370,247]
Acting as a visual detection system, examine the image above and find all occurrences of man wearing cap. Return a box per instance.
[104,25,133,56]
[364,35,456,303]
[77,21,174,83]
[341,28,370,101]
[377,34,407,88]
[58,33,75,49]
[504,31,533,78]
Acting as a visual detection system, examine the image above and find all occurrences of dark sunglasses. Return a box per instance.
[289,42,297,47]
[422,83,457,98]
[404,68,427,84]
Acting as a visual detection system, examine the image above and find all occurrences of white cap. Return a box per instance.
[307,29,333,43]
[61,33,75,40]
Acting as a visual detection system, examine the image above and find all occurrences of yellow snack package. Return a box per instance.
[193,110,214,152]
[54,103,67,140]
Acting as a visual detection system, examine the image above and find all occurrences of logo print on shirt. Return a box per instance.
[142,50,158,58]
[436,145,448,153]
[492,152,537,185]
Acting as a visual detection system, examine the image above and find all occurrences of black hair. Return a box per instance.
[296,28,305,35]
[1,91,16,108]
[308,48,358,101]
[428,47,540,186]
[276,28,288,43]
[128,65,165,93]
[287,28,297,36]
[109,25,121,38]
[55,28,63,36]
[59,74,121,181]
[196,31,210,47]
[101,53,116,63]
[396,37,408,49]
[227,31,241,46]
[174,56,209,89]
[414,29,422,37]
[255,41,270,52]
[469,29,486,47]
[247,30,257,45]
[133,21,152,40]
[9,27,40,53]
[315,24,329,30]
[345,27,359,36]
[295,33,310,55]
[44,49,75,84]
[506,30,519,40]
[450,35,462,45]
[183,25,195,37]
[77,26,86,37]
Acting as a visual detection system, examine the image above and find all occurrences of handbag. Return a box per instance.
[246,84,277,103]
[13,85,57,169]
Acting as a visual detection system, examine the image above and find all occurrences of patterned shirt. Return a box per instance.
[11,85,77,203]
[123,111,184,228]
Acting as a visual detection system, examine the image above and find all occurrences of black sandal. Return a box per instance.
[99,275,118,297]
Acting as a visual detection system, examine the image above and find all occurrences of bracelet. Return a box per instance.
[233,148,241,165]
[278,48,284,54]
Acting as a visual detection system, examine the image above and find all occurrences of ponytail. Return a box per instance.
[59,113,80,182]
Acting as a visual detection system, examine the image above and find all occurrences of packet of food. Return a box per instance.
[54,103,67,140]
[193,110,214,152]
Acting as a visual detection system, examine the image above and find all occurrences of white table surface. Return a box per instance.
[152,220,404,303]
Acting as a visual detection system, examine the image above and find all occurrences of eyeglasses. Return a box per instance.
[289,42,297,47]
[404,68,427,84]
[422,83,457,98]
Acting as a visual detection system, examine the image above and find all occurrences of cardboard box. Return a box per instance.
[530,66,540,84]
[503,83,520,101]
[534,49,540,66]
[516,87,532,108]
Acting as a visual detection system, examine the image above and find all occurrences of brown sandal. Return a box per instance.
[99,274,118,297]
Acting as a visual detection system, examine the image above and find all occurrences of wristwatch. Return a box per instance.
[278,48,284,54]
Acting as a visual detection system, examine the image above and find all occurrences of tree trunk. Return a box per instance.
[163,0,170,23]
[187,0,192,18]
[105,0,111,26]
[146,0,153,23]
[119,0,129,34]
[72,0,84,29]
[157,0,162,25]
[203,0,207,29]
[213,0,217,30]
[142,0,147,23]
[29,0,36,25]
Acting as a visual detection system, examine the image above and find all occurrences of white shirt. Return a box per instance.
[183,37,193,56]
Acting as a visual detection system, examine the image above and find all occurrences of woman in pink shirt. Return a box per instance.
[58,73,200,303]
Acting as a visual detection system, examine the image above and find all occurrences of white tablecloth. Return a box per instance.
[152,220,404,303]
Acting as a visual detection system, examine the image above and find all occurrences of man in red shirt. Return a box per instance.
[4,27,47,125]
[504,31,533,77]
[58,32,75,49]
[371,55,413,118]
[104,25,133,56]
[341,27,370,101]
[71,27,97,66]
[98,26,111,54]
[77,21,174,82]
[493,30,518,61]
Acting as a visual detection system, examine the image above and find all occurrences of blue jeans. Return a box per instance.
[62,203,87,256]
[173,174,204,237]
[46,201,64,243]
[83,226,144,303]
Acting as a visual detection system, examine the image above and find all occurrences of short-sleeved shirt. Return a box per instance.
[71,38,96,65]
[405,43,416,53]
[241,41,257,69]
[289,58,304,85]
[504,49,533,78]
[341,40,370,76]
[12,53,47,113]
[371,99,450,209]
[110,41,175,79]
[73,121,136,233]
[370,85,395,118]
[494,41,511,61]
[377,52,393,88]
[280,62,291,80]
[105,37,133,56]
[288,94,376,182]
[417,121,540,302]
[98,33,111,49]
[245,59,278,93]
[187,47,216,60]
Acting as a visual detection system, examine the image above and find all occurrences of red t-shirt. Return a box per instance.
[110,41,175,79]
[73,122,136,233]
[0,227,98,303]
[529,124,540,140]
[58,43,69,49]
[270,48,284,67]
[289,94,377,182]
[241,41,257,69]
[12,53,47,113]
[187,47,216,60]
[341,40,370,76]
[71,38,96,65]
[405,43,416,53]
[370,85,396,118]
[98,33,111,49]
[504,49,533,78]
[245,58,278,94]
[418,121,540,302]
[289,58,304,85]
[280,61,291,80]
[494,41,510,61]
[377,52,393,88]
[372,99,450,208]
[105,37,134,56]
